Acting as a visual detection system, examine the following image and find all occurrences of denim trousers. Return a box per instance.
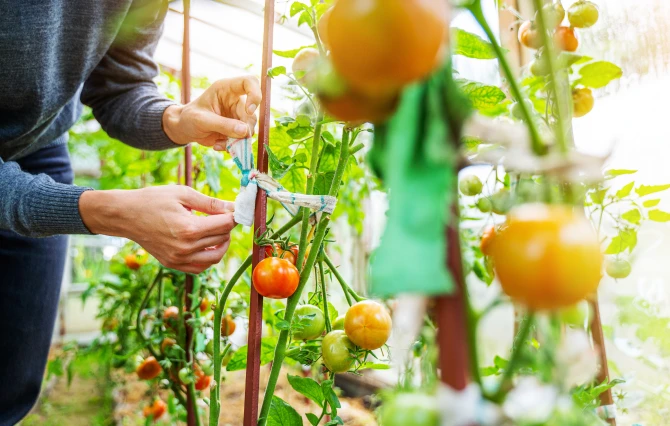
[0,143,72,425]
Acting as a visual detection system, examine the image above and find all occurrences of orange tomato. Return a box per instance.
[143,399,167,421]
[221,315,236,337]
[554,26,578,52]
[319,90,397,124]
[572,88,594,118]
[518,21,542,49]
[125,249,147,270]
[199,298,210,313]
[328,0,448,96]
[194,366,212,391]
[264,243,299,265]
[480,226,496,256]
[318,7,332,50]
[136,356,162,380]
[163,306,179,329]
[344,300,392,350]
[252,257,300,299]
[160,338,176,354]
[490,204,603,311]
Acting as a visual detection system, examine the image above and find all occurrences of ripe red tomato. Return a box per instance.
[554,26,578,52]
[194,367,212,391]
[490,204,603,311]
[480,226,496,256]
[163,306,179,329]
[328,0,448,96]
[136,356,162,380]
[143,399,167,421]
[221,315,237,337]
[518,21,542,49]
[322,330,356,373]
[568,1,599,28]
[252,257,300,299]
[293,304,326,340]
[572,88,594,117]
[344,300,392,350]
[264,243,299,265]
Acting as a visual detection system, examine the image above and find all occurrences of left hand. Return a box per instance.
[162,75,262,150]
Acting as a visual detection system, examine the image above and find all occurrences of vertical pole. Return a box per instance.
[181,1,196,425]
[590,298,616,425]
[435,203,470,391]
[243,0,274,424]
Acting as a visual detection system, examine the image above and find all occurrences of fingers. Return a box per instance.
[170,239,232,274]
[179,187,235,215]
[225,76,262,115]
[193,233,231,251]
[198,110,250,139]
[193,213,238,237]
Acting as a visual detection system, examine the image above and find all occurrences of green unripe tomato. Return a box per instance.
[535,2,565,28]
[568,1,599,28]
[510,99,535,121]
[221,349,234,367]
[559,300,592,327]
[530,56,551,77]
[380,393,440,426]
[606,258,631,279]
[459,174,483,196]
[178,367,194,385]
[491,188,513,215]
[321,330,356,373]
[476,197,493,213]
[200,360,214,376]
[293,304,326,340]
[332,315,345,331]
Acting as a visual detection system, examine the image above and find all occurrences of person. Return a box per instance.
[0,1,261,423]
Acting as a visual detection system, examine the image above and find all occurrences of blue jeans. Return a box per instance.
[0,143,72,425]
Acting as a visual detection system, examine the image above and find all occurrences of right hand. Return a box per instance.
[79,186,237,274]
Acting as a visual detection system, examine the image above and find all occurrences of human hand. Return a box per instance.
[80,186,237,274]
[162,75,262,151]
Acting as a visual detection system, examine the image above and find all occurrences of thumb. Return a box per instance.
[179,187,235,214]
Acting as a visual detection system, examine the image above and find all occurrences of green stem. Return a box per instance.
[187,381,202,426]
[464,287,483,389]
[258,127,352,426]
[136,269,163,360]
[492,313,535,402]
[318,260,332,332]
[468,0,545,155]
[209,217,301,426]
[297,114,325,269]
[532,0,571,155]
[323,254,363,304]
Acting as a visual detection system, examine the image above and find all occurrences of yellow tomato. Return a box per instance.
[344,300,392,350]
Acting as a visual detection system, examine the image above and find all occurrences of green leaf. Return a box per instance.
[274,45,317,58]
[357,362,391,370]
[452,28,499,59]
[649,210,670,222]
[615,182,634,199]
[227,338,277,371]
[643,199,661,208]
[577,61,623,89]
[287,375,324,407]
[270,126,296,151]
[298,10,314,27]
[456,80,507,113]
[279,167,307,193]
[605,169,637,178]
[589,188,608,205]
[621,209,641,225]
[636,184,670,197]
[266,396,303,426]
[266,145,294,180]
[604,229,638,255]
[290,2,309,17]
[306,413,320,426]
[268,66,287,78]
[321,380,341,417]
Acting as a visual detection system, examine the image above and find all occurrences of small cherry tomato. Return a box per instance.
[554,26,578,52]
[292,48,320,84]
[510,99,535,120]
[136,356,162,380]
[163,306,180,330]
[380,393,440,426]
[199,298,211,313]
[252,257,300,299]
[572,87,594,118]
[200,360,215,376]
[491,188,513,215]
[559,300,592,327]
[480,226,496,256]
[143,399,167,421]
[178,367,194,385]
[344,300,392,350]
[125,249,148,270]
[221,315,237,337]
[490,203,603,311]
[476,197,493,213]
[535,2,565,28]
[518,21,542,49]
[194,367,212,391]
[331,315,345,331]
[459,174,483,196]
[160,338,177,354]
[293,304,326,340]
[264,243,299,265]
[568,1,599,28]
[606,258,631,279]
[322,330,356,373]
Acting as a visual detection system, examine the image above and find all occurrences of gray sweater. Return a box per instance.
[0,0,179,237]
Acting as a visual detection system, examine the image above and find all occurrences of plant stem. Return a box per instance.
[208,217,302,426]
[464,287,484,389]
[297,114,325,269]
[492,313,535,402]
[323,254,363,304]
[468,0,545,155]
[136,269,163,360]
[318,260,332,332]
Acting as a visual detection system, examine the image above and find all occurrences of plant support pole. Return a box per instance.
[243,0,275,424]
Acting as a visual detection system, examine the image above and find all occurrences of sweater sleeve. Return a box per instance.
[80,0,180,151]
[0,157,93,237]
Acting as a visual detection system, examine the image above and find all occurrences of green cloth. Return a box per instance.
[369,63,472,297]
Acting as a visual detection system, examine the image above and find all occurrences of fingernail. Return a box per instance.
[247,104,258,114]
[235,123,248,136]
